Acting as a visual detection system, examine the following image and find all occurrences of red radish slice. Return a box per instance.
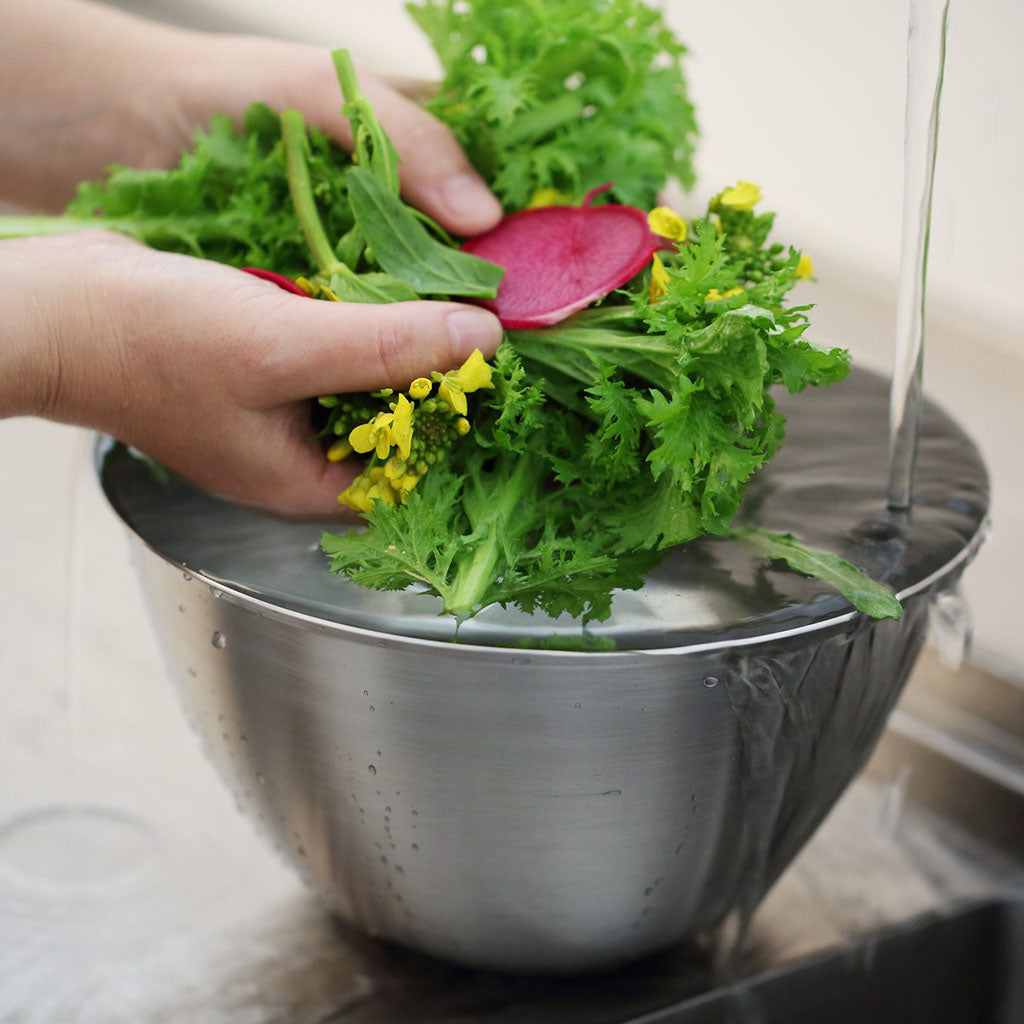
[462,183,667,329]
[241,266,308,296]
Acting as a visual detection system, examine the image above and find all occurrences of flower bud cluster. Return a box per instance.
[333,348,493,513]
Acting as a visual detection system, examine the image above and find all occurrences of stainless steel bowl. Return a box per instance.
[103,369,989,972]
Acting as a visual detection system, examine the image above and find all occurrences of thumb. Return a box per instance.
[241,294,504,406]
[203,401,363,520]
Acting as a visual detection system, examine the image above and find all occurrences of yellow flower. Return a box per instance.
[409,377,432,400]
[349,412,395,460]
[526,186,572,208]
[437,381,468,416]
[389,394,414,460]
[432,348,494,416]
[648,253,670,302]
[794,254,814,280]
[326,439,352,462]
[459,349,494,390]
[706,286,745,302]
[455,417,471,436]
[718,181,762,211]
[383,457,420,500]
[648,206,687,242]
[338,467,399,513]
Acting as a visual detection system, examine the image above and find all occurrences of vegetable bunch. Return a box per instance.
[0,0,902,629]
[317,181,872,621]
[410,0,698,210]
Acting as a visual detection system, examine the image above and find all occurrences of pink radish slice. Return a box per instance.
[241,266,308,296]
[461,184,666,329]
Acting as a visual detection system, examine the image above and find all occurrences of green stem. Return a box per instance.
[280,109,340,274]
[513,325,675,358]
[0,215,113,239]
[332,49,400,195]
[446,454,536,613]
[447,523,502,613]
[510,324,677,391]
[572,305,639,326]
[0,213,250,255]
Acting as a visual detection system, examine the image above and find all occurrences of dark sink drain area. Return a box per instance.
[631,897,1023,1024]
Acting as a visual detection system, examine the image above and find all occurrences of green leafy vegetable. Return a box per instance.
[734,527,904,621]
[0,2,902,632]
[347,167,504,297]
[409,0,699,209]
[0,105,355,276]
[322,183,891,623]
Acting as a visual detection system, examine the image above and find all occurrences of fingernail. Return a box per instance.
[447,308,503,359]
[440,173,503,233]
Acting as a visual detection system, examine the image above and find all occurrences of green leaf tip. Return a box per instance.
[734,526,904,621]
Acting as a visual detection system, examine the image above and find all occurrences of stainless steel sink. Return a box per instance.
[628,897,1024,1024]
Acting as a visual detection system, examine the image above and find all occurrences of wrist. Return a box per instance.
[0,234,133,428]
[0,239,62,418]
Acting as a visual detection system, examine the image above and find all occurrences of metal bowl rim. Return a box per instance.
[118,505,989,661]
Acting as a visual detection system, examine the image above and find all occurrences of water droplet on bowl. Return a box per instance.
[703,676,719,688]
[211,631,227,649]
[367,764,377,776]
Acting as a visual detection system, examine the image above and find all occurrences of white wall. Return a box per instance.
[669,0,1024,347]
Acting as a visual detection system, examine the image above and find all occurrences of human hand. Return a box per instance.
[0,0,501,237]
[0,233,503,517]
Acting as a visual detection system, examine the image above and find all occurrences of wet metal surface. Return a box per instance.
[100,367,989,649]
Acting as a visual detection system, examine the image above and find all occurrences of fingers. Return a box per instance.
[181,404,361,520]
[172,36,502,237]
[296,60,502,238]
[239,291,504,405]
[358,74,503,237]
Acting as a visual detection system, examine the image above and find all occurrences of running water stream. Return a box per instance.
[707,0,959,984]
[887,0,952,512]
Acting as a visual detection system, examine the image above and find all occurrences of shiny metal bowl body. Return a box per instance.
[129,541,964,973]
